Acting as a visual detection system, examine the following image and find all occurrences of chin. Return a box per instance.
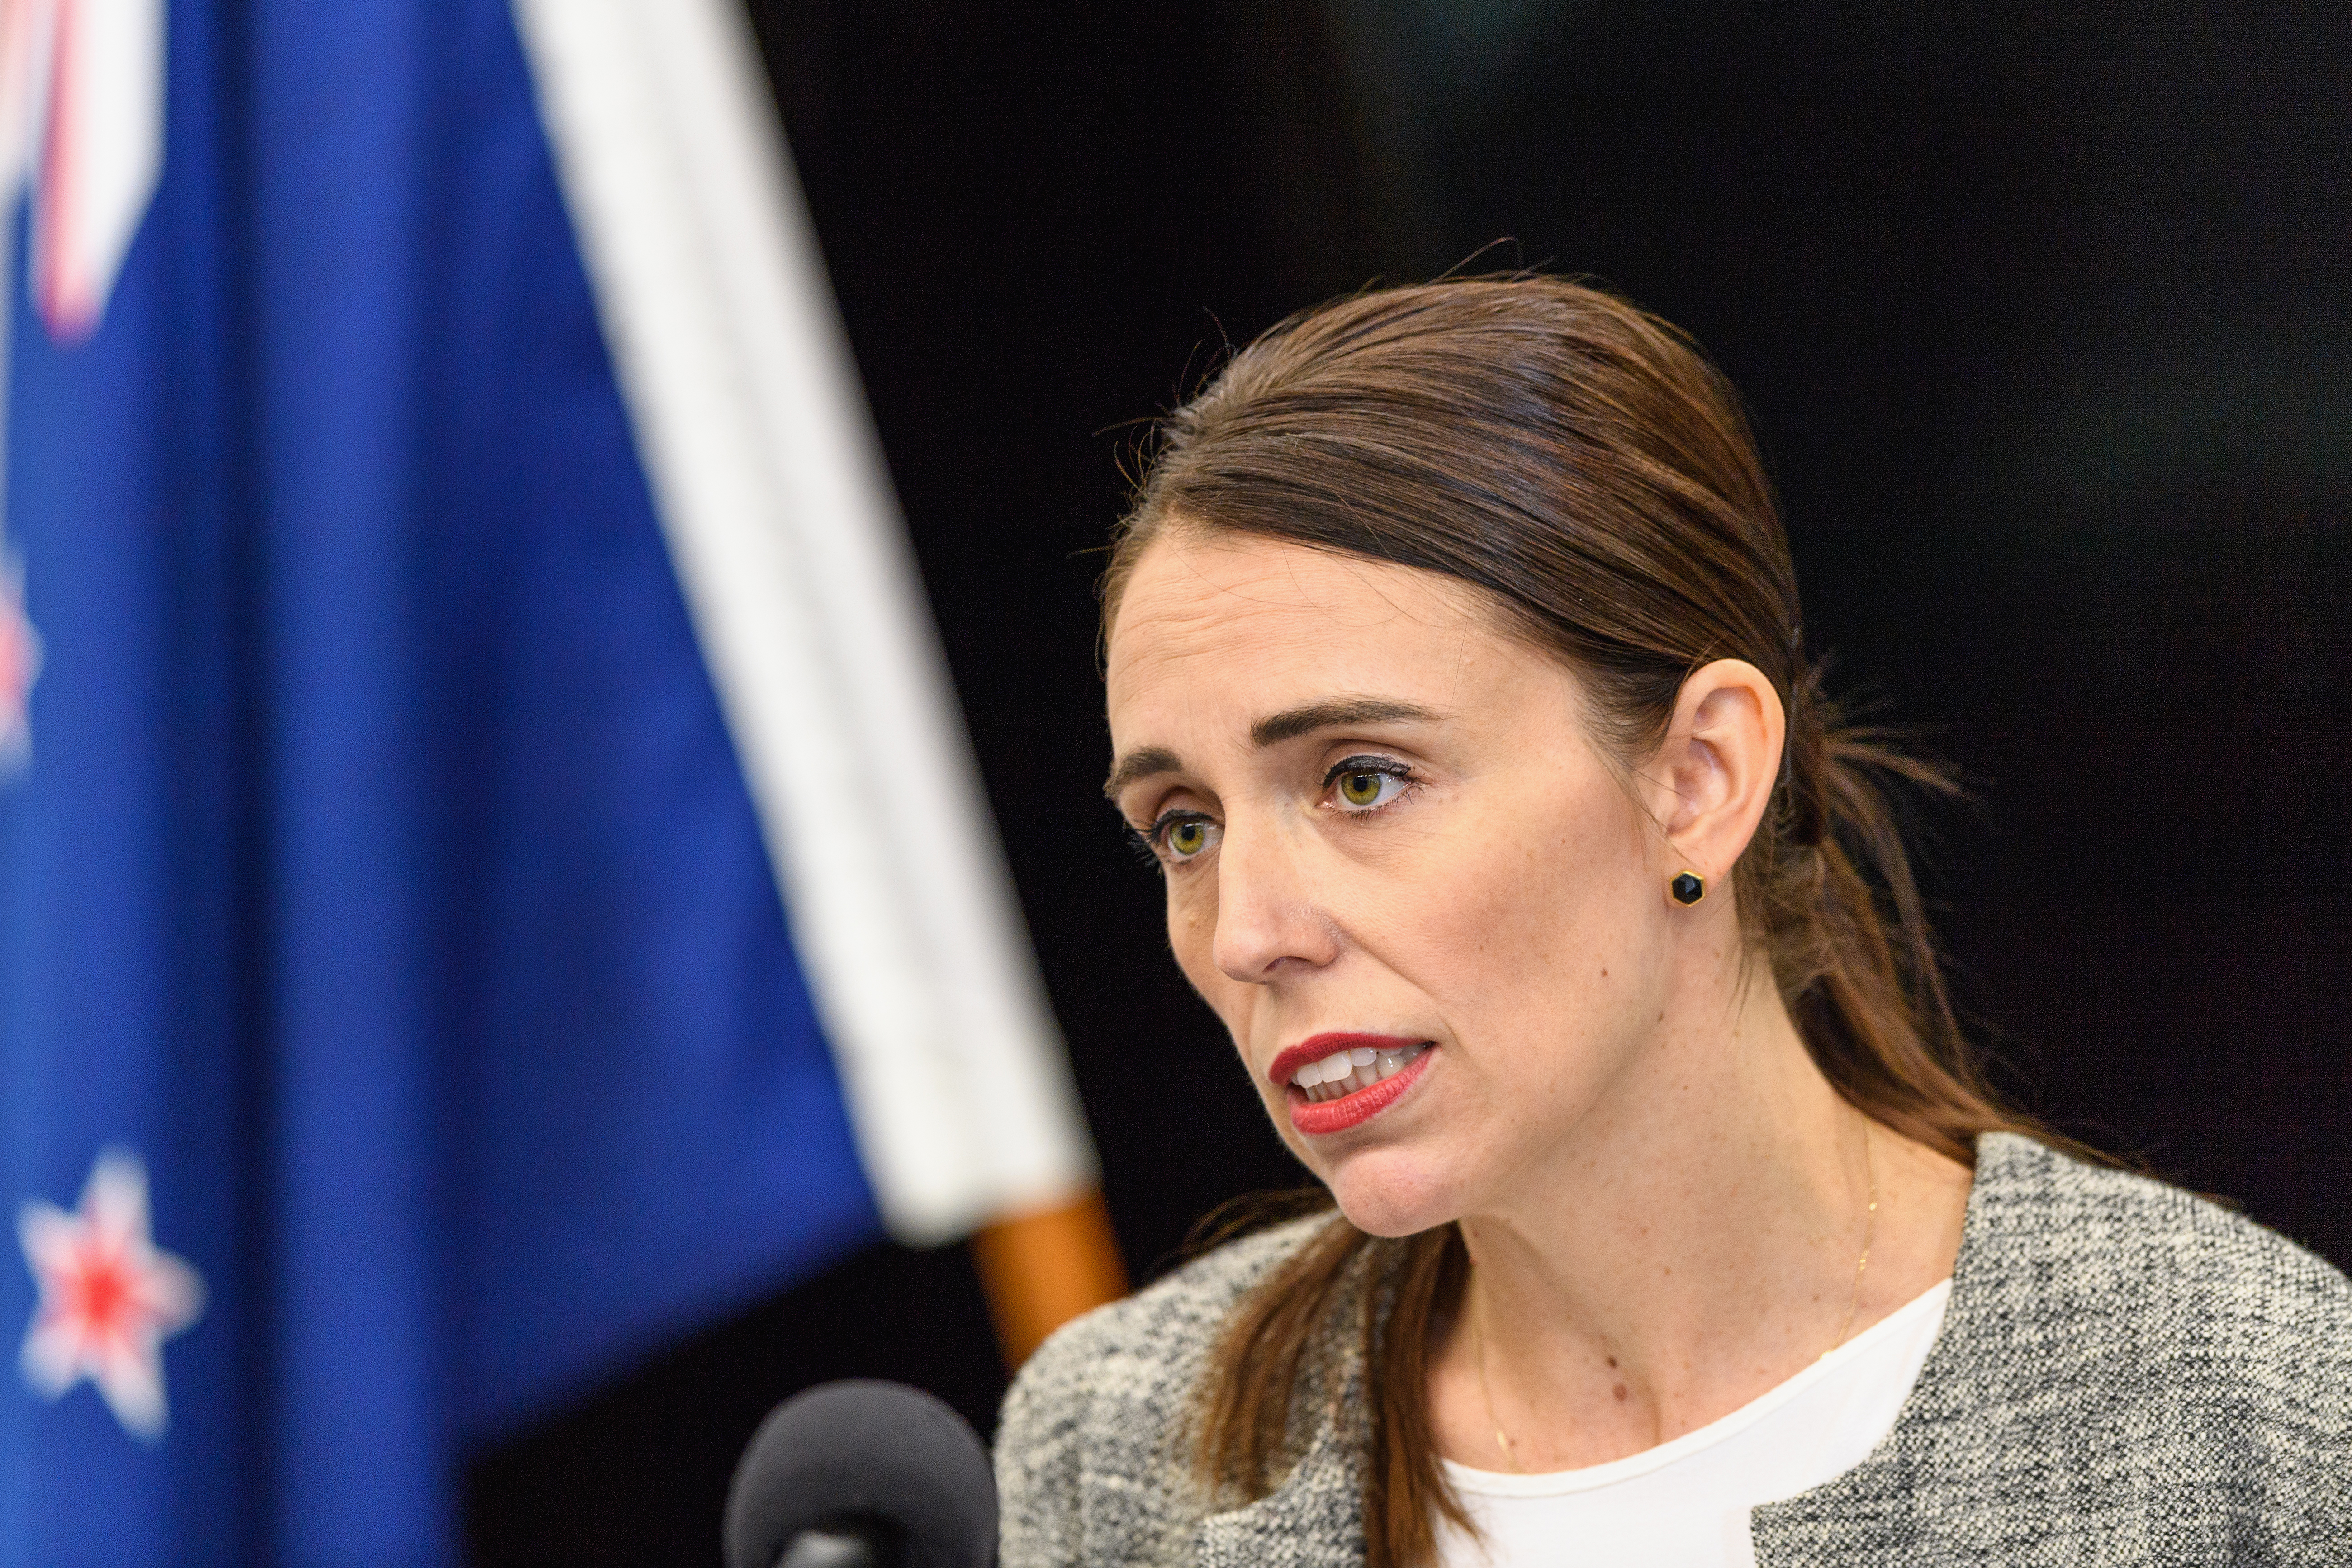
[1318,1146,1464,1239]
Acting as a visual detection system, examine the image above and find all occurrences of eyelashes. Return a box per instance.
[1124,754,1422,870]
[1138,810,1219,864]
[1324,754,1415,812]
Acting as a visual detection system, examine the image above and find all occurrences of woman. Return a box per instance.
[996,279,2350,1567]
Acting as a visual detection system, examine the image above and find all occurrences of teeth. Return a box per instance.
[1293,1042,1428,1101]
[1301,1048,1351,1088]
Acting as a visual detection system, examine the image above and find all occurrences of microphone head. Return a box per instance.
[723,1379,997,1568]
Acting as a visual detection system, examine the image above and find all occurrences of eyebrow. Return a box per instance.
[1103,697,1445,798]
[1249,696,1442,749]
[1103,745,1184,799]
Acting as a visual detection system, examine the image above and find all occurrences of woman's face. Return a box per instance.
[1105,530,1685,1236]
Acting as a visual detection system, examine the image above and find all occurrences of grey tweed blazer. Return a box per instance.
[996,1134,2352,1566]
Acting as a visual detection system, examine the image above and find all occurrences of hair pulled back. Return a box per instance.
[1102,278,2031,1568]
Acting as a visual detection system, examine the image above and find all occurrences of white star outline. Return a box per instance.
[17,1147,205,1440]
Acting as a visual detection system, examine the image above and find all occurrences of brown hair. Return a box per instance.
[1102,278,2040,1568]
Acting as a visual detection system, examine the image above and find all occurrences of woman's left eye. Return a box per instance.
[1325,758,1413,813]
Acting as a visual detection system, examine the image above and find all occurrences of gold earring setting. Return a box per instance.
[1670,871,1706,906]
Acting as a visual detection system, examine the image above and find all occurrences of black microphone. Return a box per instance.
[723,1379,998,1568]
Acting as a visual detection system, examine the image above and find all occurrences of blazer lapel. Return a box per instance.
[1192,1416,1368,1568]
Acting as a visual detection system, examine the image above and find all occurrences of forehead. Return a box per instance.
[1104,531,1530,726]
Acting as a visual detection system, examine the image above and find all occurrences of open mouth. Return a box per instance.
[1288,1042,1430,1102]
[1269,1034,1437,1135]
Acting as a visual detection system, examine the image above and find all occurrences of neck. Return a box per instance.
[1442,955,1966,1470]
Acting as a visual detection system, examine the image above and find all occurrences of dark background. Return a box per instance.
[468,3,2351,1562]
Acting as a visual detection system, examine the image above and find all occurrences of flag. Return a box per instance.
[0,0,1100,1563]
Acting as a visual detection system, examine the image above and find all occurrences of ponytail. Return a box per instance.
[1761,685,2003,1167]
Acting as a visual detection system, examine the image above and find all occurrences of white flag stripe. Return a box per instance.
[509,0,1096,1243]
[22,0,165,338]
[0,0,49,204]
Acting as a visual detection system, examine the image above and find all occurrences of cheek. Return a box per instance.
[1164,881,1228,999]
[1369,791,1655,1028]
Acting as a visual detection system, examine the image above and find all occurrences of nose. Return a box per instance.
[1209,815,1339,984]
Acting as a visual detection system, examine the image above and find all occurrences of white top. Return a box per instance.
[1434,1279,1952,1568]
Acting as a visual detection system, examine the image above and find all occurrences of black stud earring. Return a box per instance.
[1670,871,1706,906]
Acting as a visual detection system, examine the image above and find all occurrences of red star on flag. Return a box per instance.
[0,552,37,772]
[17,1149,205,1440]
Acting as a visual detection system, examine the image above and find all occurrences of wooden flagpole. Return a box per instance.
[970,1189,1128,1370]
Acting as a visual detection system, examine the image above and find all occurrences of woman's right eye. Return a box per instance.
[1154,813,1221,862]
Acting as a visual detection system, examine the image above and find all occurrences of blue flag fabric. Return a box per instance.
[0,1,895,1562]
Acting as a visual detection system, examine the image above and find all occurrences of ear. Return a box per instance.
[1641,659,1786,895]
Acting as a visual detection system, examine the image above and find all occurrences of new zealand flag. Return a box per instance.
[0,2,1092,1563]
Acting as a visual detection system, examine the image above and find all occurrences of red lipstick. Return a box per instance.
[1268,1033,1435,1137]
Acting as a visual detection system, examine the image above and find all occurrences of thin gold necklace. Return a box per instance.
[1824,1123,1878,1359]
[1473,1277,1518,1471]
[1471,1121,1879,1472]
